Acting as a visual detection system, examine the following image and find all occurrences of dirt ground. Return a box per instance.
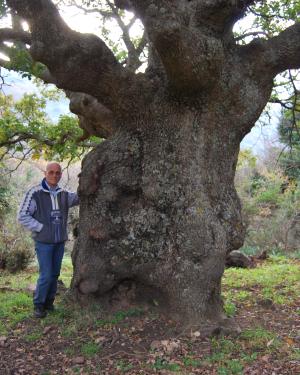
[0,295,299,375]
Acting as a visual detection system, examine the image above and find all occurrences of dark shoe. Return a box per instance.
[45,304,55,312]
[33,305,47,319]
[45,299,55,312]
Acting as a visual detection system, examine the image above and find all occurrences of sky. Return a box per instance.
[0,3,284,156]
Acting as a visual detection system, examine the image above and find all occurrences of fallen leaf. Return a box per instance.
[43,326,53,335]
[72,356,85,365]
[284,337,294,346]
[95,336,106,344]
[150,340,161,350]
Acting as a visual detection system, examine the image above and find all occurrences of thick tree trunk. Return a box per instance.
[71,105,245,325]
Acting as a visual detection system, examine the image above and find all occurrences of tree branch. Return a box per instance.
[244,22,300,76]
[193,0,257,35]
[135,31,148,57]
[106,0,145,72]
[0,131,98,148]
[0,28,31,44]
[235,31,268,42]
[65,0,114,18]
[263,23,300,73]
[127,0,225,93]
[6,0,148,119]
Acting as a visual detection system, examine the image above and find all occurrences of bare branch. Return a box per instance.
[235,31,268,42]
[65,0,114,18]
[0,69,4,90]
[0,28,31,44]
[128,14,138,29]
[0,131,99,149]
[269,98,294,110]
[0,148,34,175]
[135,30,148,57]
[106,0,145,71]
[249,5,288,21]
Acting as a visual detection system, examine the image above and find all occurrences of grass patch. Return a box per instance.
[80,342,101,357]
[116,360,134,373]
[217,359,244,375]
[64,346,76,356]
[61,323,77,338]
[290,348,300,361]
[0,256,74,332]
[222,256,300,307]
[151,358,181,372]
[59,256,73,287]
[183,356,202,368]
[0,291,32,329]
[224,301,237,317]
[240,327,281,351]
[0,268,37,289]
[210,337,239,359]
[24,330,43,342]
[200,331,281,373]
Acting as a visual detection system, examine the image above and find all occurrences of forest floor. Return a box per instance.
[0,256,299,375]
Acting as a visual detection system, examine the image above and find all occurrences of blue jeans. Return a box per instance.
[33,241,65,307]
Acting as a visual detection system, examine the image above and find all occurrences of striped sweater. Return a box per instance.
[18,178,79,243]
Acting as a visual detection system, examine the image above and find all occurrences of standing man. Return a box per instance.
[18,162,79,318]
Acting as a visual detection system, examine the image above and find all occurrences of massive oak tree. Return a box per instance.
[1,0,300,328]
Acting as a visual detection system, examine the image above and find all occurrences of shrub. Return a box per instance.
[0,162,36,273]
[0,228,33,273]
[5,246,33,273]
[236,155,300,254]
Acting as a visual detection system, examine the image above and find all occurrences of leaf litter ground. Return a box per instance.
[0,256,299,374]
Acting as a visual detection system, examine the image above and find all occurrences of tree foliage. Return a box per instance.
[250,0,300,35]
[0,92,101,165]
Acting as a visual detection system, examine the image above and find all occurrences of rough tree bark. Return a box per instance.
[2,0,300,326]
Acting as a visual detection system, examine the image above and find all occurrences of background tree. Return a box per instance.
[0,0,299,330]
[278,98,300,180]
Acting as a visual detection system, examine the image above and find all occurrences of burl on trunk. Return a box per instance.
[71,105,245,325]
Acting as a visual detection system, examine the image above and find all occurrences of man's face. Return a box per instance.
[45,163,62,187]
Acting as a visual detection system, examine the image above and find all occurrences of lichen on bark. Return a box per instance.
[71,106,245,324]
